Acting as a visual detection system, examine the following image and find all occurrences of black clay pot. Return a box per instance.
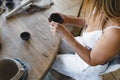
[20,32,31,40]
[6,1,14,9]
[0,0,2,6]
[49,13,64,24]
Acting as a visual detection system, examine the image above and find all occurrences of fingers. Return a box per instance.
[50,21,58,27]
[49,21,61,35]
[49,21,65,35]
[49,25,55,35]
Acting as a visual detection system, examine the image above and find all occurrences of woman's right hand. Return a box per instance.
[49,13,85,27]
[57,13,70,24]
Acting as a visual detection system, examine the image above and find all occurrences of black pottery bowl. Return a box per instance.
[20,32,31,40]
[0,0,2,6]
[6,1,14,9]
[49,13,64,24]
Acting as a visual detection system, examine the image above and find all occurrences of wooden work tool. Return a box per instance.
[5,0,33,19]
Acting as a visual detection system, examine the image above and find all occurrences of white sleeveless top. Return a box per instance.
[52,26,120,80]
[76,26,120,49]
[75,26,120,70]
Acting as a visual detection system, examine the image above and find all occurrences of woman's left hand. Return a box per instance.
[50,21,71,38]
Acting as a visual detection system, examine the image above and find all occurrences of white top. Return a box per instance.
[52,26,120,80]
[75,26,120,70]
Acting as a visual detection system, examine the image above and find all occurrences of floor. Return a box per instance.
[102,69,120,80]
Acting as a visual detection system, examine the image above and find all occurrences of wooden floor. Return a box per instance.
[102,69,120,80]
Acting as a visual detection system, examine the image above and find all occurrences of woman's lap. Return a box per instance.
[52,54,83,79]
[58,39,75,54]
[52,39,108,80]
[52,54,108,80]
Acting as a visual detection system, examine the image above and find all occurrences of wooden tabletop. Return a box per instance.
[0,3,60,80]
[0,0,82,79]
[0,14,60,80]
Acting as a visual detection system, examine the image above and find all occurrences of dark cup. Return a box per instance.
[48,13,64,24]
[20,32,31,40]
[6,1,14,9]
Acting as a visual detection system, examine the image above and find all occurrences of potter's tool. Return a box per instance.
[5,0,53,19]
[5,0,33,19]
[0,8,5,15]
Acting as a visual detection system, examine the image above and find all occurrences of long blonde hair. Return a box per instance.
[81,0,120,28]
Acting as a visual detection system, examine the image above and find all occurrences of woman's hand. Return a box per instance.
[50,21,72,39]
[57,13,70,24]
[56,13,85,27]
[49,13,70,24]
[49,13,85,27]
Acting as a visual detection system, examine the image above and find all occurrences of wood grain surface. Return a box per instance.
[0,0,87,80]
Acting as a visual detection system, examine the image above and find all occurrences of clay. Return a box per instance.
[6,1,14,9]
[20,32,31,40]
[49,13,64,24]
[0,0,2,6]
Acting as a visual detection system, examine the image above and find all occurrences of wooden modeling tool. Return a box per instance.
[5,0,33,19]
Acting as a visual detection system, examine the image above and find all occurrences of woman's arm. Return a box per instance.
[63,27,120,66]
[67,17,85,27]
[50,22,120,66]
[55,13,85,28]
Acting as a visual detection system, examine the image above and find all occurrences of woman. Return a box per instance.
[49,0,120,80]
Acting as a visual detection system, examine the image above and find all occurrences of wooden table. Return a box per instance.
[0,0,82,79]
[0,6,60,80]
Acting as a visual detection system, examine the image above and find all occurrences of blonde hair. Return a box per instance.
[81,0,120,28]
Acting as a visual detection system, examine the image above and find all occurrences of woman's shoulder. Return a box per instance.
[104,26,120,31]
[103,26,120,46]
[103,26,120,35]
[104,25,120,34]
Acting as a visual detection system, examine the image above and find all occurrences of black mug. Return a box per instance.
[20,32,31,40]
